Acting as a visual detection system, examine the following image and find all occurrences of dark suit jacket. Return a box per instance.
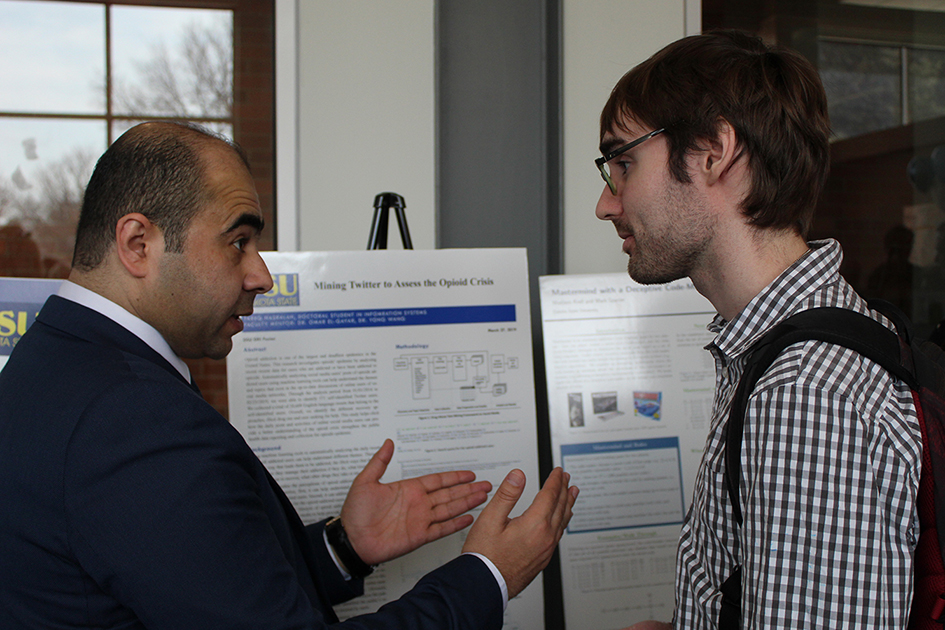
[0,296,502,629]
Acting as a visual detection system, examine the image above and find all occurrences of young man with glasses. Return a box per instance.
[595,31,919,629]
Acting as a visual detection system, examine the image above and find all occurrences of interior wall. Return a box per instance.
[562,0,698,275]
[277,0,696,267]
[436,0,559,284]
[291,0,436,252]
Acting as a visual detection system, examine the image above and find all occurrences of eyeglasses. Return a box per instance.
[595,128,666,195]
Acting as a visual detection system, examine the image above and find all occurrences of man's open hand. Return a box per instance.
[462,467,578,598]
[339,439,492,566]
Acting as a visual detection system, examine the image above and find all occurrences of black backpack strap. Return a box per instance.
[718,567,742,630]
[724,306,911,525]
[719,306,911,629]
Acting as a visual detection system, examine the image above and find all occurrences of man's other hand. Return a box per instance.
[462,467,578,598]
[340,438,492,566]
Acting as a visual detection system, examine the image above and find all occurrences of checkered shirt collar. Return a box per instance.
[707,238,842,360]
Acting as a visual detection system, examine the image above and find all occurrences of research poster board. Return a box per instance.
[539,273,716,629]
[0,277,61,373]
[227,249,544,629]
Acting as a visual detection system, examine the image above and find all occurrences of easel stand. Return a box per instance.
[367,192,413,250]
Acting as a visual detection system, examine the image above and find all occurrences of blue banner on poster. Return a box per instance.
[243,304,516,332]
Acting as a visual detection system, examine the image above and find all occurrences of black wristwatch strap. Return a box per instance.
[325,516,375,579]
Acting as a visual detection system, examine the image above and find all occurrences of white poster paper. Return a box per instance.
[228,249,543,629]
[539,273,716,630]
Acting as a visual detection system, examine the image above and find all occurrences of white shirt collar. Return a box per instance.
[57,280,192,382]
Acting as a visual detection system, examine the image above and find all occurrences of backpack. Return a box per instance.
[718,301,945,630]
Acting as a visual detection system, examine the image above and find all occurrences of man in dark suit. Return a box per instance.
[0,121,578,629]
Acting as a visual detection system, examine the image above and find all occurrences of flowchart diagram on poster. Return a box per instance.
[393,350,519,405]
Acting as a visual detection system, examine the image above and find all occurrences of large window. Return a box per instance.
[0,0,275,417]
[0,0,274,280]
[820,38,945,140]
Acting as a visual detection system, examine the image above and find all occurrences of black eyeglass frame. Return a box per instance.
[595,128,666,195]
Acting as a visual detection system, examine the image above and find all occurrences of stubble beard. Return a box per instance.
[627,231,704,285]
[625,178,714,286]
[156,249,235,361]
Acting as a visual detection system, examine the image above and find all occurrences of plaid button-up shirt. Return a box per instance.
[674,239,920,629]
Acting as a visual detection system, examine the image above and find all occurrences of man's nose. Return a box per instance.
[596,184,621,221]
[245,253,274,294]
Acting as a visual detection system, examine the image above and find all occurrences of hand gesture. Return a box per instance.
[462,467,578,598]
[340,439,492,566]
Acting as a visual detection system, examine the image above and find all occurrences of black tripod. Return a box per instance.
[366,192,413,250]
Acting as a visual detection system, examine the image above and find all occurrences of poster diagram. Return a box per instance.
[394,350,519,403]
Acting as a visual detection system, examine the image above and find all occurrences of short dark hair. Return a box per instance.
[600,30,831,237]
[72,121,250,271]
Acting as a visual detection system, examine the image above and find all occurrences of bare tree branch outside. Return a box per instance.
[114,17,233,118]
[0,12,233,278]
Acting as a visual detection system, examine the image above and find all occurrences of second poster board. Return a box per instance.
[540,273,716,629]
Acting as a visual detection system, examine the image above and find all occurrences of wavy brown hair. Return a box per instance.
[600,30,830,237]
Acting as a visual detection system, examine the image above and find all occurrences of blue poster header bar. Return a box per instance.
[243,304,516,332]
[561,437,679,457]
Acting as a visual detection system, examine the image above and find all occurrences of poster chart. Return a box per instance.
[228,249,544,629]
[540,273,716,630]
[0,277,62,373]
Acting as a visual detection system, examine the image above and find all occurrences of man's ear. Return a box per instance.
[699,118,741,186]
[115,213,162,278]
